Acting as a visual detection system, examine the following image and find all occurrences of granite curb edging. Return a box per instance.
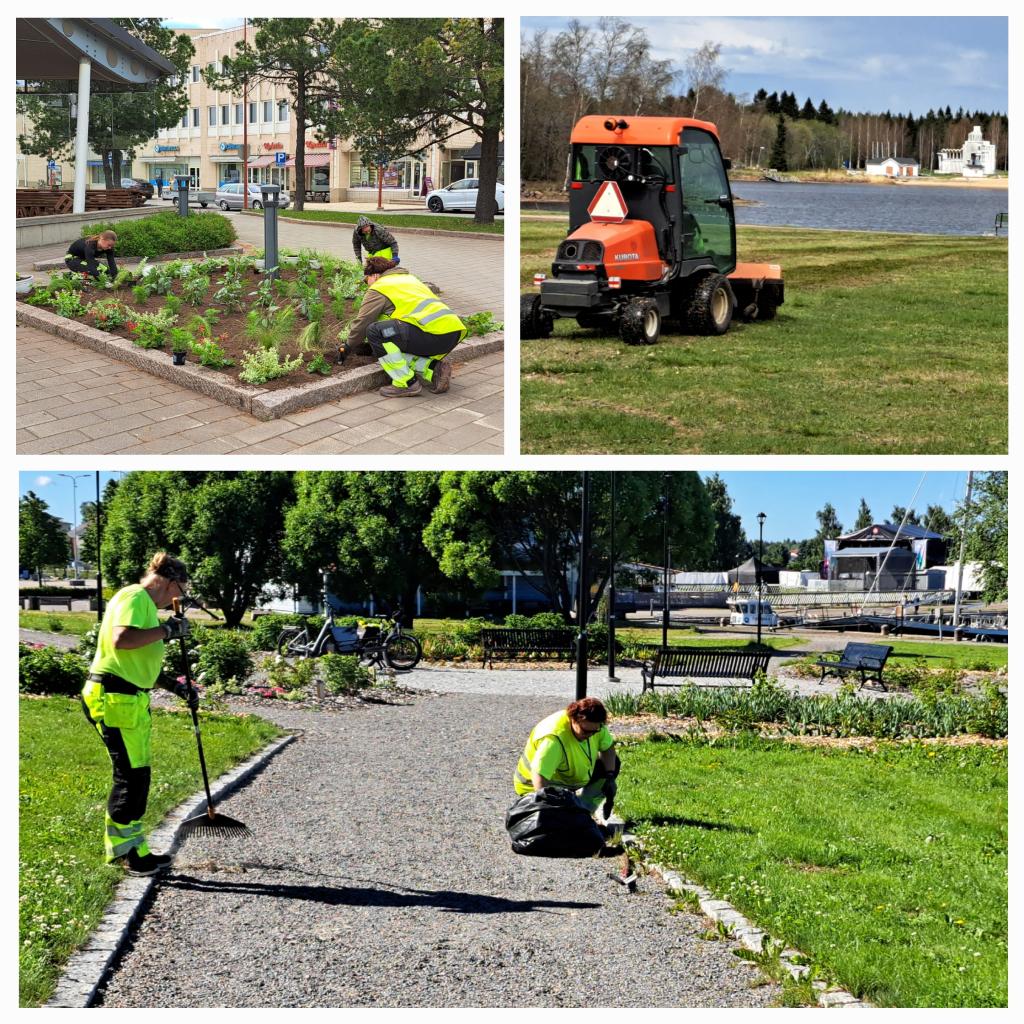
[632,847,872,1008]
[45,734,297,1009]
[17,304,503,420]
[241,209,504,241]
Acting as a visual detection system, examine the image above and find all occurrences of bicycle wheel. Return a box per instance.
[277,627,309,658]
[384,634,422,671]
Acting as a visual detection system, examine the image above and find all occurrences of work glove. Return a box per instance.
[162,615,191,641]
[172,679,200,711]
[602,777,618,821]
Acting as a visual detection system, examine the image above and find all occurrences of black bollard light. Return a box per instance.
[260,183,281,280]
[575,471,591,700]
[174,174,190,217]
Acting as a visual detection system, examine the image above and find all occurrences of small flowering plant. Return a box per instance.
[86,297,132,332]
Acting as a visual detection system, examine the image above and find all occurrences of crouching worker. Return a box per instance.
[346,257,466,398]
[506,698,621,857]
[80,553,200,876]
[65,230,118,280]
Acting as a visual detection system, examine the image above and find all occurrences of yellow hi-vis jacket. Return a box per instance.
[513,710,614,796]
[368,272,467,341]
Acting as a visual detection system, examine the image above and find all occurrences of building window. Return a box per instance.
[191,66,199,83]
[278,100,289,122]
[208,106,217,127]
[192,108,200,128]
[221,105,230,126]
[263,100,273,122]
[249,102,257,124]
[180,112,189,129]
[235,103,243,124]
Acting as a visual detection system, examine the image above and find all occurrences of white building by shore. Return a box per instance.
[937,126,996,177]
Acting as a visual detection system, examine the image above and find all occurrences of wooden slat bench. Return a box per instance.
[481,628,576,669]
[641,646,773,692]
[815,642,893,690]
[21,596,75,611]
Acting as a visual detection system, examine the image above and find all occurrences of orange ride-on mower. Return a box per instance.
[521,116,784,346]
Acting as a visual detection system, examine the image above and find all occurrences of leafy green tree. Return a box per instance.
[700,473,747,570]
[922,504,955,539]
[17,21,194,188]
[770,114,788,170]
[19,492,71,582]
[283,472,444,620]
[423,472,713,624]
[854,498,873,530]
[956,472,1007,603]
[203,18,345,212]
[890,506,921,527]
[364,18,504,224]
[79,478,120,569]
[100,472,180,588]
[815,502,843,540]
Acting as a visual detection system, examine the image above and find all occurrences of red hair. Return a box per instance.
[567,697,607,723]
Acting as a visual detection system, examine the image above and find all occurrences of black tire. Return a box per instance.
[618,297,661,345]
[199,202,208,208]
[253,200,263,210]
[427,196,444,212]
[520,292,553,340]
[384,634,422,671]
[219,200,230,211]
[686,274,734,336]
[277,627,308,657]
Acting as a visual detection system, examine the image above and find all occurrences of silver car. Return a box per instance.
[425,178,504,213]
[215,182,291,210]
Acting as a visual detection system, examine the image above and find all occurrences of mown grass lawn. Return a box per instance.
[520,221,1007,454]
[853,639,1006,671]
[19,696,283,1007]
[269,208,503,234]
[618,734,1007,1006]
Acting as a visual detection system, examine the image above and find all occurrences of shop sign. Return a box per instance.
[155,145,179,153]
[307,141,329,150]
[263,142,284,151]
[219,142,242,152]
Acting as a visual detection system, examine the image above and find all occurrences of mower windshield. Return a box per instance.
[678,128,735,273]
[573,144,674,184]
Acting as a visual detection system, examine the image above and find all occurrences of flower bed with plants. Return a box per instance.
[17,248,504,416]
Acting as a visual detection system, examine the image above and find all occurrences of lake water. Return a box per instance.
[732,180,1006,236]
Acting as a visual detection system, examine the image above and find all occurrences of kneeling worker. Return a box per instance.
[514,697,620,827]
[346,256,466,398]
[352,215,399,264]
[80,552,200,876]
[65,230,118,280]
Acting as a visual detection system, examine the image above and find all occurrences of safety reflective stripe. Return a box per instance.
[105,822,136,839]
[515,767,533,788]
[104,816,144,861]
[407,299,437,317]
[418,307,453,325]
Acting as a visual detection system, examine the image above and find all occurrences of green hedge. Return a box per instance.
[19,645,89,696]
[80,211,236,258]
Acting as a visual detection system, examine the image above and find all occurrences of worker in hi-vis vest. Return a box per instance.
[514,697,620,822]
[80,552,200,876]
[352,215,399,264]
[345,256,467,398]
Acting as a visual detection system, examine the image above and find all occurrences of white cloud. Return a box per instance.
[36,476,52,488]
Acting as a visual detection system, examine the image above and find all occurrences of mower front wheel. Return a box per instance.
[520,293,553,340]
[686,274,734,336]
[619,297,661,345]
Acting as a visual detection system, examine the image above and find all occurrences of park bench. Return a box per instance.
[640,646,773,692]
[481,628,576,669]
[994,212,1008,235]
[814,642,893,691]
[21,595,75,611]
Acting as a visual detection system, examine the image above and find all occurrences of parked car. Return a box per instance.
[215,182,292,211]
[120,177,154,198]
[425,179,504,214]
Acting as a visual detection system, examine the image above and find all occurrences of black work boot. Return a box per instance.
[124,849,172,876]
[424,359,452,394]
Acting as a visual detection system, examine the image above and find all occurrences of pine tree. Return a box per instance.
[800,97,817,120]
[765,91,780,115]
[769,114,788,171]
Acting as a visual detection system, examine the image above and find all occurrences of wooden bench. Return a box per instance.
[481,628,576,669]
[815,642,893,690]
[641,646,773,692]
[21,596,75,611]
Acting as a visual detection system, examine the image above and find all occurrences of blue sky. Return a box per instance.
[707,471,969,542]
[521,16,1008,115]
[21,471,969,545]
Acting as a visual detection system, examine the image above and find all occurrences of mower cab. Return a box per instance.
[521,116,784,345]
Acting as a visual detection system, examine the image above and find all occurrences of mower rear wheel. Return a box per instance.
[520,293,553,340]
[686,274,734,336]
[619,297,661,345]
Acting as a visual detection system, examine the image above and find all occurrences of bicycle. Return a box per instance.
[276,578,421,672]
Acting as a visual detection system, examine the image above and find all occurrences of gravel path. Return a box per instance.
[95,690,778,1007]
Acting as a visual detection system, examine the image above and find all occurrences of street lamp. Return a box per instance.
[756,511,767,647]
[575,471,591,700]
[608,471,618,682]
[662,473,672,649]
[57,473,90,580]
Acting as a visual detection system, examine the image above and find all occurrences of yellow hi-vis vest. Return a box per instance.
[369,273,466,341]
[513,710,612,796]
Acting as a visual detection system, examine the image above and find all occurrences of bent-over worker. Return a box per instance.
[345,256,466,398]
[65,230,118,280]
[80,552,200,876]
[514,697,620,826]
[352,215,399,264]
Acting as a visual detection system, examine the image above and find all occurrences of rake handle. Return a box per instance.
[172,598,216,818]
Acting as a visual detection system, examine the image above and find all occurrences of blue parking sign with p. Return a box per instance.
[275,152,287,166]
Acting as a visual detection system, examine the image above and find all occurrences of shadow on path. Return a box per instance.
[160,874,601,915]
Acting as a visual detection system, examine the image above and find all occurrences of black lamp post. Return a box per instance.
[575,471,591,700]
[608,471,618,682]
[756,511,766,647]
[95,471,104,622]
[662,473,672,649]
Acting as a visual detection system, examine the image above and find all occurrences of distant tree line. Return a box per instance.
[521,19,1009,181]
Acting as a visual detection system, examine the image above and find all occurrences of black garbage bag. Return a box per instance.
[505,787,605,858]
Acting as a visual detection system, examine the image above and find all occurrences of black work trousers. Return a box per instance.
[80,698,151,824]
[65,255,104,279]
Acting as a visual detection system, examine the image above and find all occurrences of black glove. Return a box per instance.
[173,680,200,711]
[602,777,618,820]
[162,615,191,641]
